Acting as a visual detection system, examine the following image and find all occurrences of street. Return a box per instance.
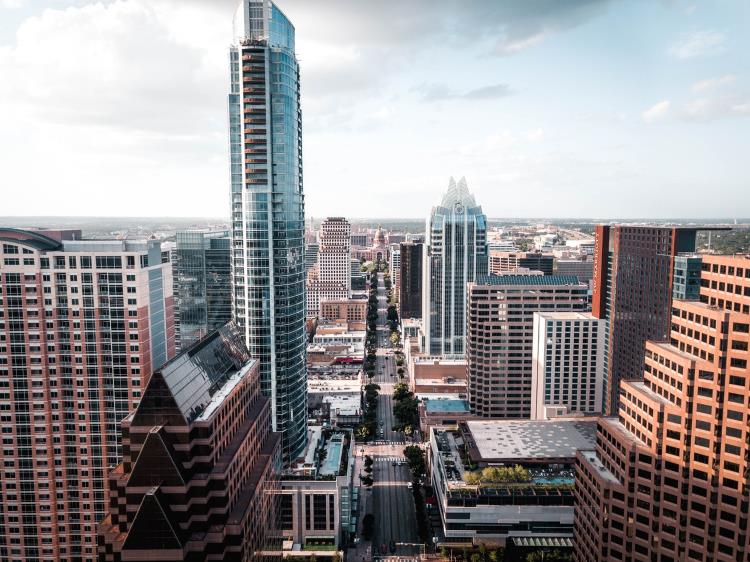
[352,271,419,561]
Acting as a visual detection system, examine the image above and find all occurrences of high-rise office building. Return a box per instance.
[399,241,423,319]
[466,275,589,418]
[673,254,703,301]
[304,242,318,274]
[98,322,280,562]
[423,177,488,356]
[318,217,351,296]
[575,255,750,562]
[229,0,307,462]
[530,311,605,420]
[592,225,711,415]
[172,230,231,351]
[0,228,174,561]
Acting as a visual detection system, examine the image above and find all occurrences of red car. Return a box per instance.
[380,544,387,554]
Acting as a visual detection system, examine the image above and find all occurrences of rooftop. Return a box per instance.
[534,311,599,321]
[579,450,619,484]
[474,274,584,287]
[464,419,596,462]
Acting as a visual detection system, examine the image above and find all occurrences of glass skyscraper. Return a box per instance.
[229,0,307,462]
[172,230,232,352]
[422,177,488,357]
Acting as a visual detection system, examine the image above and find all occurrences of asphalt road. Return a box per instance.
[355,272,419,559]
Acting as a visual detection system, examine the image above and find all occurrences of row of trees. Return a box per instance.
[364,272,379,378]
[403,445,429,542]
[355,383,380,440]
[392,382,419,435]
[462,465,532,486]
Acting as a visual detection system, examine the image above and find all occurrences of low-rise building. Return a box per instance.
[430,419,595,548]
[419,398,473,432]
[308,374,362,427]
[320,296,368,323]
[279,426,355,555]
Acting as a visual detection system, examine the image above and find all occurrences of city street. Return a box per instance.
[351,271,419,561]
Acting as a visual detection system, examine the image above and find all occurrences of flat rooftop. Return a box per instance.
[424,399,470,413]
[464,419,596,462]
[534,311,598,321]
[579,450,619,484]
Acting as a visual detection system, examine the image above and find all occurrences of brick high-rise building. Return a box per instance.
[467,275,589,418]
[399,241,423,320]
[97,322,280,561]
[489,251,554,276]
[575,254,750,562]
[592,225,711,415]
[0,228,174,561]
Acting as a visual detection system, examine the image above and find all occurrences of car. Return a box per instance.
[389,541,397,554]
[380,544,387,555]
[407,482,413,489]
[392,462,397,466]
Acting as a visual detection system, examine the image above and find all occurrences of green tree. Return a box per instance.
[362,513,375,540]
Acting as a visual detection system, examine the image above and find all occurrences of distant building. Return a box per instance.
[399,241,423,319]
[554,257,594,283]
[531,312,605,420]
[490,251,554,276]
[97,322,279,561]
[591,225,720,415]
[467,275,589,418]
[575,255,750,562]
[319,297,368,324]
[0,228,174,560]
[431,420,595,547]
[423,177,488,356]
[305,241,319,273]
[172,230,231,351]
[350,233,369,247]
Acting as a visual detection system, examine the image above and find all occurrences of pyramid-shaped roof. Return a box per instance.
[440,176,477,208]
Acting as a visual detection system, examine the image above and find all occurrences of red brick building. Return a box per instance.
[97,322,280,561]
[0,228,174,561]
[575,255,750,562]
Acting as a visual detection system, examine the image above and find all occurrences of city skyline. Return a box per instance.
[1,0,749,219]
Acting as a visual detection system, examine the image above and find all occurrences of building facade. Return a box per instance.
[172,230,231,351]
[423,177,488,356]
[592,225,710,415]
[554,257,594,283]
[672,254,703,301]
[530,311,605,420]
[318,218,351,297]
[399,241,423,320]
[467,275,589,418]
[229,0,307,462]
[97,322,280,562]
[489,251,554,276]
[0,228,175,561]
[319,297,367,324]
[575,254,750,562]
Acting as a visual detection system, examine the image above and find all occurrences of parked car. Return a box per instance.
[380,544,387,554]
[407,482,413,489]
[389,541,396,554]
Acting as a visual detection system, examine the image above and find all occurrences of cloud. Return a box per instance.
[0,0,25,8]
[668,30,726,59]
[683,96,750,120]
[691,75,736,93]
[415,83,514,102]
[642,100,671,123]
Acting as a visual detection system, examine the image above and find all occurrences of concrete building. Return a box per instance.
[430,419,595,547]
[467,275,589,418]
[308,374,362,427]
[390,245,401,302]
[489,251,554,276]
[419,399,473,433]
[591,225,723,415]
[0,228,174,561]
[399,241,423,320]
[305,242,319,274]
[279,427,355,553]
[229,0,307,462]
[423,177,488,356]
[575,255,750,562]
[97,323,279,561]
[531,312,605,420]
[318,218,352,297]
[172,230,231,351]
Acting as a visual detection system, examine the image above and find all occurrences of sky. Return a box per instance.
[0,0,748,219]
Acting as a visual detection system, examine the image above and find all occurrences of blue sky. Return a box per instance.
[0,0,748,218]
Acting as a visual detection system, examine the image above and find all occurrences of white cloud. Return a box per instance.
[683,96,750,120]
[642,100,671,123]
[0,0,25,8]
[668,30,726,59]
[691,74,736,92]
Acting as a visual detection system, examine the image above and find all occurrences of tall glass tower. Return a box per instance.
[422,177,488,357]
[229,0,306,462]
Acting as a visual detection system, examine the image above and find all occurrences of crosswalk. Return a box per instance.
[370,440,406,445]
[374,456,406,463]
